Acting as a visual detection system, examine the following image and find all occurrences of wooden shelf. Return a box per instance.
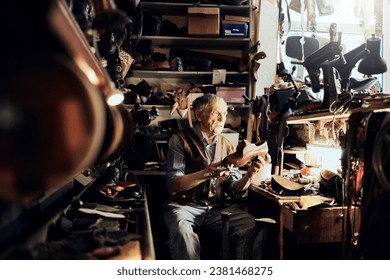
[128,170,166,176]
[287,111,350,124]
[123,104,249,110]
[133,36,251,49]
[287,103,390,124]
[283,148,307,155]
[128,70,249,79]
[140,1,253,15]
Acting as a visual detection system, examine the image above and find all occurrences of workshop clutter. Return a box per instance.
[23,162,150,259]
[131,6,250,73]
[142,6,249,38]
[123,80,249,107]
[131,45,241,72]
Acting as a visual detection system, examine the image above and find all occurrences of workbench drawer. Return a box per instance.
[282,206,360,243]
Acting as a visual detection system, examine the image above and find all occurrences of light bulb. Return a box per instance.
[106,91,124,106]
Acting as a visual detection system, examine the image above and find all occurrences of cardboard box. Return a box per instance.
[188,7,220,37]
[216,86,246,104]
[224,15,250,23]
[221,21,248,38]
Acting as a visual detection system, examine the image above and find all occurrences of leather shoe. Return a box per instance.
[250,51,267,81]
[251,60,260,81]
[221,140,268,167]
[239,41,261,72]
[319,170,343,202]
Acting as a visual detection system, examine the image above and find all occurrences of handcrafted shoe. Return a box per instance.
[221,140,268,167]
[319,170,343,202]
[251,60,260,81]
[254,51,267,61]
[250,51,267,81]
[271,175,305,194]
[239,41,261,72]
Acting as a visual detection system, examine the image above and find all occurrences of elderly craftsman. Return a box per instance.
[163,93,270,259]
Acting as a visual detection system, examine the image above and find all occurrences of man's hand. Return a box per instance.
[247,153,271,177]
[203,162,233,178]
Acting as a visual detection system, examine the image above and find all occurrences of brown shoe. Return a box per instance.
[319,170,343,202]
[271,175,305,192]
[253,51,267,61]
[221,140,268,167]
[251,60,261,82]
[239,41,261,72]
[250,51,267,81]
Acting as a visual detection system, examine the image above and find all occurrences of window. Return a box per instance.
[280,0,386,92]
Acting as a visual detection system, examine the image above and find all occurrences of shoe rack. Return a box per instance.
[123,1,262,150]
[127,0,256,98]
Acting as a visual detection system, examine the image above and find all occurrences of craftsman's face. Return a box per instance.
[197,99,227,137]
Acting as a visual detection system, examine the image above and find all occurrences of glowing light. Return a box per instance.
[106,91,124,106]
[305,144,342,173]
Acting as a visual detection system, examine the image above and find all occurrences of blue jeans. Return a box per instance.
[163,201,262,260]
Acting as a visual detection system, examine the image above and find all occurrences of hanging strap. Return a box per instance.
[374,0,383,36]
[278,0,291,41]
[277,0,292,76]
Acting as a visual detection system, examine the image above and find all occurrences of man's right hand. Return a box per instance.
[203,162,232,178]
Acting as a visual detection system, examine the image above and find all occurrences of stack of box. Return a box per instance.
[187,7,249,38]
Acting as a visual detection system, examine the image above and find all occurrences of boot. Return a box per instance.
[250,51,267,81]
[239,41,261,72]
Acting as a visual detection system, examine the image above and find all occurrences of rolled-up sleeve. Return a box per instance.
[164,134,185,194]
[223,168,245,198]
[165,132,245,198]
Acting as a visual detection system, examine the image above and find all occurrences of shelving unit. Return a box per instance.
[287,112,350,124]
[125,103,250,131]
[128,0,255,97]
[0,0,157,260]
[287,103,390,124]
[136,36,251,49]
[275,110,351,176]
[129,69,249,80]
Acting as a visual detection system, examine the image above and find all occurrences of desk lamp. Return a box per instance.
[358,35,388,75]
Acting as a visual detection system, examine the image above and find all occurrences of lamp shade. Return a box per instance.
[358,35,388,75]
